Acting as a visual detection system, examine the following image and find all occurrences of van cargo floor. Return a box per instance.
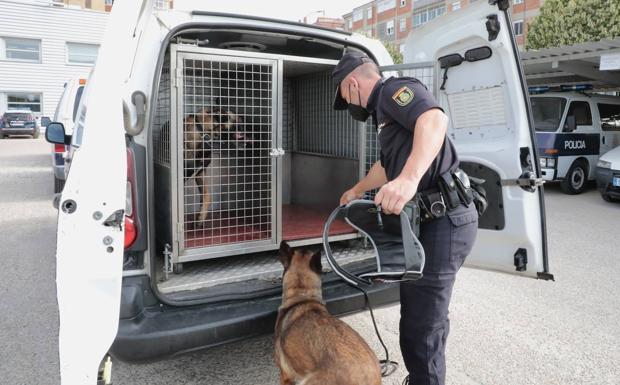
[157,240,375,294]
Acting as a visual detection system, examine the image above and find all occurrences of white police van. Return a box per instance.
[531,89,620,194]
[45,1,552,383]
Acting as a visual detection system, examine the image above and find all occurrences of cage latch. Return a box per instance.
[269,148,285,157]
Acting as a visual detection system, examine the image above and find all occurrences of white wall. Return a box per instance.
[0,0,108,118]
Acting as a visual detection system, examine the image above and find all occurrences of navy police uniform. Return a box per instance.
[333,52,478,385]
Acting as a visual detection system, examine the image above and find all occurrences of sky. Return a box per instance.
[176,0,368,23]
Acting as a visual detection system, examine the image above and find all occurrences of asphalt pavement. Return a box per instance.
[1,137,619,385]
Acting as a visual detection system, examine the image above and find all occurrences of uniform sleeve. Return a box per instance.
[380,79,443,132]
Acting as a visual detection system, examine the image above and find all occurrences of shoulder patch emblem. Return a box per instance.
[392,86,414,106]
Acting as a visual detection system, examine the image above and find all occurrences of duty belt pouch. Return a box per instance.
[452,168,474,206]
[323,200,425,286]
[438,171,461,211]
[469,176,488,216]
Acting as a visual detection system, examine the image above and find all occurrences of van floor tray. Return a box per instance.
[157,240,375,294]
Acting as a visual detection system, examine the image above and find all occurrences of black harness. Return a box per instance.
[323,199,425,286]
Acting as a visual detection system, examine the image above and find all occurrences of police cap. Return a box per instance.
[332,50,375,110]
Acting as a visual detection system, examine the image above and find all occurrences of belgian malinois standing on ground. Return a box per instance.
[275,241,381,385]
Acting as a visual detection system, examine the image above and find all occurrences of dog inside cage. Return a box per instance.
[151,42,413,293]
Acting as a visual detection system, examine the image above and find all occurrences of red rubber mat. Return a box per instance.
[282,204,354,241]
[185,218,271,248]
[184,204,353,248]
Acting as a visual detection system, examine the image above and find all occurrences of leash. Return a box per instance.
[323,199,425,378]
[352,284,399,377]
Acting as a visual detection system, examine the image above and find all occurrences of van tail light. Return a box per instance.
[124,148,138,249]
[54,144,65,153]
[124,216,137,249]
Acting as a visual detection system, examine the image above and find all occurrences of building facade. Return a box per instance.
[343,0,544,53]
[313,17,345,30]
[0,0,108,118]
[55,0,113,12]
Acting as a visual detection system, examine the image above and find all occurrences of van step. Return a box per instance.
[158,241,375,294]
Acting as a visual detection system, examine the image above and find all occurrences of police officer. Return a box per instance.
[332,51,478,385]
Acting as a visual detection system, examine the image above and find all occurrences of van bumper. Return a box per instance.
[595,167,620,200]
[541,167,556,181]
[110,275,400,363]
[1,127,37,136]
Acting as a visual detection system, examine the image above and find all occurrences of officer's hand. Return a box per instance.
[375,177,419,215]
[340,187,364,206]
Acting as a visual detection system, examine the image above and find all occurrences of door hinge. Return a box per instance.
[489,0,510,11]
[163,243,173,281]
[172,67,182,88]
[485,14,500,42]
[103,209,125,230]
[501,172,545,192]
[514,248,527,272]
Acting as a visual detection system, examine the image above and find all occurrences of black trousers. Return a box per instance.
[399,202,478,385]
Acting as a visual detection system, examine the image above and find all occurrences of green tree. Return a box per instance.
[382,41,403,64]
[526,0,620,50]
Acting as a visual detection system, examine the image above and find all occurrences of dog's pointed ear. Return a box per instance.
[279,241,293,270]
[310,250,322,275]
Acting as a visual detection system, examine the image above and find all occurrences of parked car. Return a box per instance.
[595,145,620,202]
[46,1,551,383]
[531,91,620,194]
[0,110,40,138]
[51,77,87,193]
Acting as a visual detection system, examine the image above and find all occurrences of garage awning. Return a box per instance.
[522,37,620,92]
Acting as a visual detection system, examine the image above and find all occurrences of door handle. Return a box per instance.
[602,136,606,144]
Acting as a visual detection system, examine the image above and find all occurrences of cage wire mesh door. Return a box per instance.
[173,51,278,260]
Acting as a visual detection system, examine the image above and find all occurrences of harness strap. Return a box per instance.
[323,199,425,286]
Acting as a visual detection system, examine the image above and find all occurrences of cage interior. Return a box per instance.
[281,60,360,241]
[153,44,381,264]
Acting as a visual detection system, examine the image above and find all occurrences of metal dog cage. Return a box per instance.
[153,43,435,273]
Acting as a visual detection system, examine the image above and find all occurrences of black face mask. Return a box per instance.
[347,84,370,122]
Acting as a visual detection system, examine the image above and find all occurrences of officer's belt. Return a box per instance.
[417,168,475,222]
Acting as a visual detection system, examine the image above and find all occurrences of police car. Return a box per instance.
[596,145,620,202]
[531,88,620,194]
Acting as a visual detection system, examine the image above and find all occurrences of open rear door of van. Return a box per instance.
[56,1,154,384]
[380,0,552,280]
